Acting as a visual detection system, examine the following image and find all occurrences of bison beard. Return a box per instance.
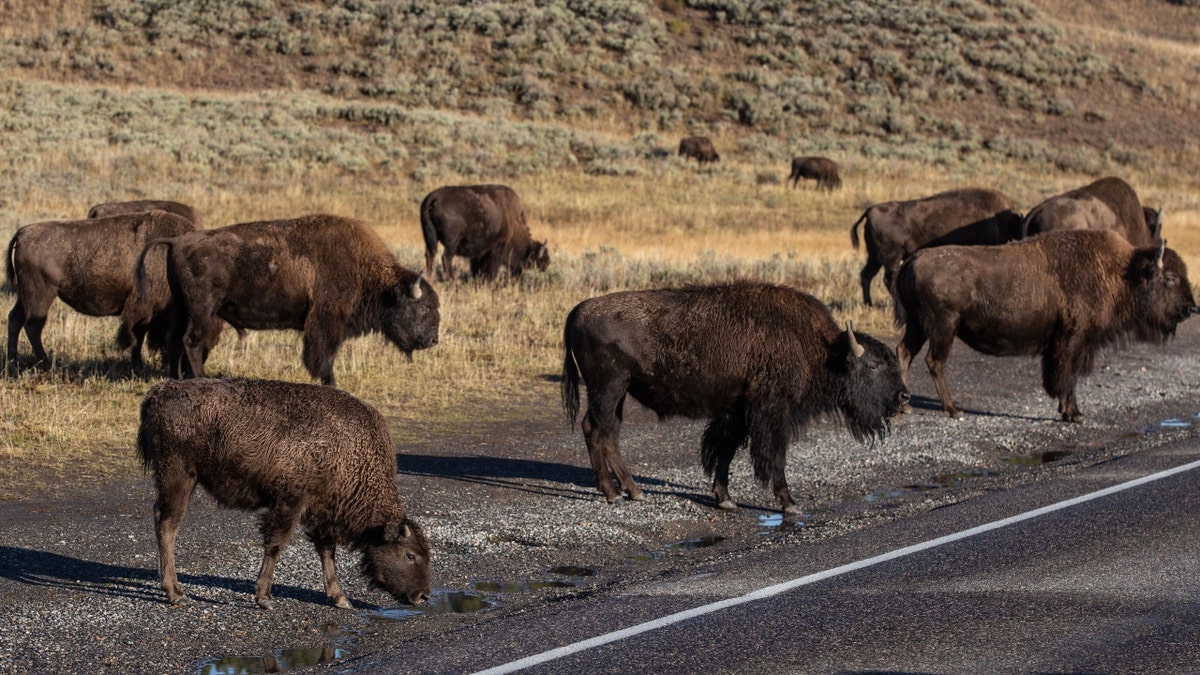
[137,378,432,610]
[893,230,1196,422]
[562,282,909,514]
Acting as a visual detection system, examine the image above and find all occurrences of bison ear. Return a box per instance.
[384,520,411,542]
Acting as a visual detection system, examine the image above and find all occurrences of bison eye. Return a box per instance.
[405,552,416,563]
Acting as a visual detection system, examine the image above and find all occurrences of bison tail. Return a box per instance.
[2,229,18,294]
[849,209,869,251]
[892,259,915,329]
[561,311,583,425]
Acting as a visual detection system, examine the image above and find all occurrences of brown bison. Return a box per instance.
[420,185,549,281]
[850,188,1023,306]
[789,156,842,191]
[137,377,432,609]
[5,211,198,373]
[133,213,439,386]
[678,136,720,165]
[562,282,909,514]
[1021,176,1159,246]
[894,230,1195,423]
[88,199,201,226]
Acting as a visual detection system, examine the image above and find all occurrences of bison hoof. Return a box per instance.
[716,499,738,511]
[256,597,277,610]
[334,597,354,610]
[1062,412,1082,424]
[628,489,647,502]
[782,503,804,516]
[947,409,963,420]
[167,594,189,607]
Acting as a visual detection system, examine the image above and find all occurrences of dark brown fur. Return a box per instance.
[849,187,1023,306]
[894,230,1196,422]
[5,211,198,373]
[561,282,909,514]
[420,185,549,281]
[137,378,431,610]
[135,214,440,386]
[1021,176,1158,246]
[789,156,842,191]
[88,200,201,226]
[678,136,720,165]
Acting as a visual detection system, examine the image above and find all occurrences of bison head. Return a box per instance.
[526,240,551,272]
[1128,240,1196,342]
[379,269,441,358]
[359,517,432,605]
[833,323,908,443]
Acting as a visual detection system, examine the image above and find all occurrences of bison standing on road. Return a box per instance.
[88,199,201,226]
[678,136,720,165]
[137,377,432,610]
[894,230,1195,422]
[420,185,549,282]
[562,282,909,514]
[133,214,439,385]
[5,210,199,373]
[789,156,842,191]
[850,188,1023,306]
[1021,176,1159,246]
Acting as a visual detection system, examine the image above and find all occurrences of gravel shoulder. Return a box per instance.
[3,320,1199,674]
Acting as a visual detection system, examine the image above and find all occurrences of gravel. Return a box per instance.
[2,320,1199,674]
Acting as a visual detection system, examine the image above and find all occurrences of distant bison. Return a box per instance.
[137,377,432,609]
[5,211,199,373]
[894,230,1195,422]
[850,188,1023,306]
[562,282,908,514]
[133,214,439,385]
[420,185,549,281]
[88,199,200,226]
[678,136,720,165]
[789,156,842,191]
[1021,176,1159,246]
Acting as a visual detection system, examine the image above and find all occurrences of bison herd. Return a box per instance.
[3,169,1195,610]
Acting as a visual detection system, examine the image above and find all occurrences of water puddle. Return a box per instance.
[371,590,493,622]
[667,535,726,550]
[756,512,805,534]
[198,647,346,674]
[472,580,575,593]
[547,565,597,577]
[1002,450,1073,466]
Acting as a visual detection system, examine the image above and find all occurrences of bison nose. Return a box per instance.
[1192,306,1200,315]
[898,390,910,405]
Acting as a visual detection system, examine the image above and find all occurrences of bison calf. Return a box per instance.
[420,184,549,282]
[678,136,720,165]
[562,282,909,514]
[137,378,432,610]
[894,230,1195,422]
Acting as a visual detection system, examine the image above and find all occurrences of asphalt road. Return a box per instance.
[350,433,1200,674]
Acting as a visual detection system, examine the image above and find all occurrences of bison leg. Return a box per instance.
[895,322,927,414]
[1043,337,1084,423]
[313,539,353,610]
[6,301,26,373]
[701,411,748,510]
[254,500,305,610]
[859,259,882,307]
[8,294,53,370]
[302,313,346,386]
[582,384,643,503]
[748,413,801,515]
[924,332,962,419]
[153,475,196,606]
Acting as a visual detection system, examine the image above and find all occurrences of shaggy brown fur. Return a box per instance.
[894,230,1196,422]
[5,211,198,373]
[678,136,720,165]
[789,156,842,191]
[849,187,1023,306]
[562,282,909,514]
[137,378,431,610]
[1022,176,1158,246]
[130,213,440,385]
[420,185,549,281]
[88,199,201,227]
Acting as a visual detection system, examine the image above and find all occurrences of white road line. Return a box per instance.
[471,456,1200,675]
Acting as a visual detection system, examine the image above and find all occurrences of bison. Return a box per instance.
[678,136,720,165]
[420,185,549,282]
[561,281,909,514]
[894,230,1195,423]
[850,187,1023,306]
[88,199,201,226]
[137,377,432,609]
[1021,176,1159,246]
[132,213,439,386]
[789,156,842,191]
[5,210,199,373]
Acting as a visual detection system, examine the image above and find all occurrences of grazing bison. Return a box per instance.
[5,211,199,373]
[678,136,720,165]
[894,230,1195,423]
[134,213,439,386]
[88,199,200,226]
[789,156,842,191]
[1021,176,1159,246]
[420,185,549,281]
[850,188,1023,306]
[562,282,909,514]
[137,378,432,609]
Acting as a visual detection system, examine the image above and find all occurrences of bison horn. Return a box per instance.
[846,321,864,358]
[410,270,424,299]
[1156,239,1166,269]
